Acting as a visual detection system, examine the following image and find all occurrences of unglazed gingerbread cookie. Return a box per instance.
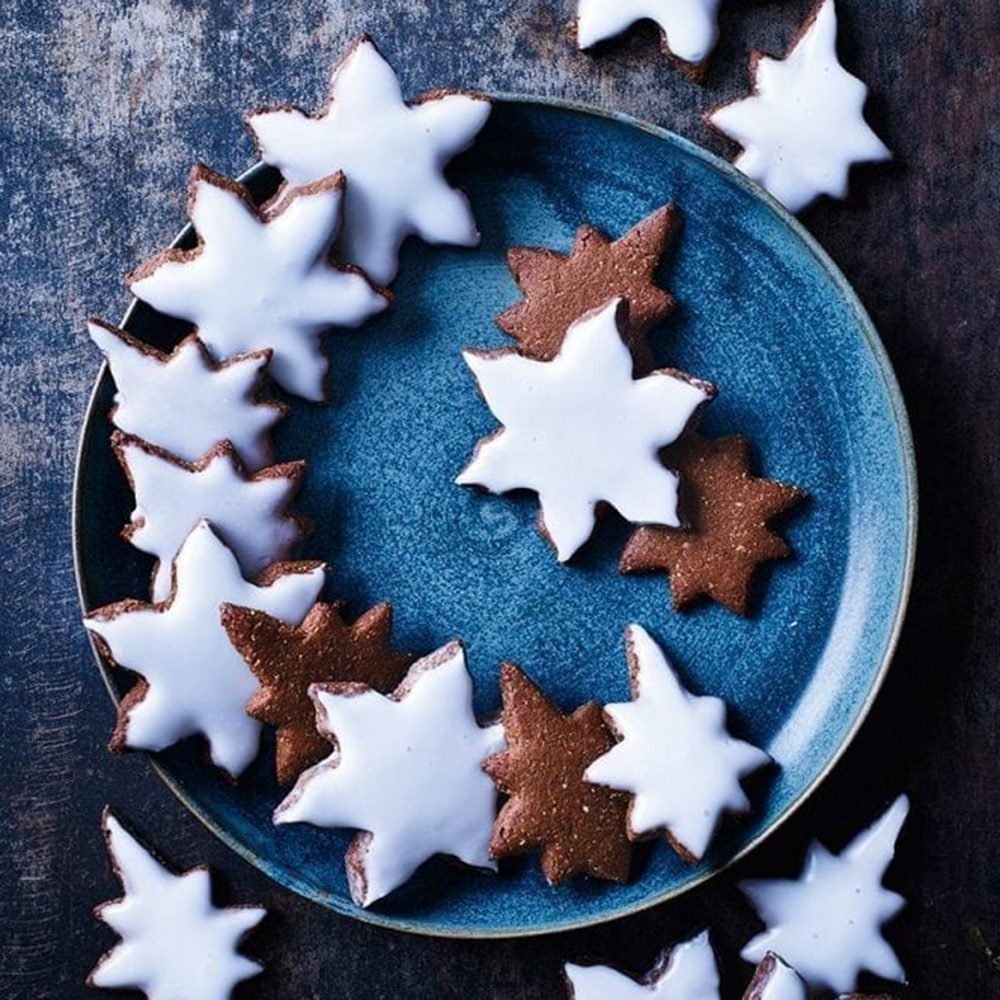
[741,953,807,1000]
[620,435,805,615]
[90,809,266,1000]
[220,601,414,785]
[457,298,714,562]
[497,205,679,371]
[484,663,632,885]
[128,164,387,401]
[275,641,504,907]
[246,36,491,286]
[705,0,891,213]
[113,431,310,602]
[88,320,286,471]
[84,521,325,777]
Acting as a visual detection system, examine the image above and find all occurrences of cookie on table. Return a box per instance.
[84,521,325,778]
[247,35,491,286]
[457,298,715,562]
[113,430,310,602]
[497,204,679,372]
[220,600,414,785]
[90,808,266,1000]
[127,164,387,402]
[705,0,891,213]
[620,435,805,616]
[88,319,286,471]
[274,641,504,907]
[484,663,632,885]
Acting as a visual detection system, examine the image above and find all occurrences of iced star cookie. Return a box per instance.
[740,796,909,994]
[246,35,491,286]
[90,809,266,1000]
[741,954,807,1000]
[576,0,721,78]
[457,299,714,562]
[84,521,324,777]
[113,431,310,602]
[88,319,286,471]
[620,435,806,615]
[565,931,720,999]
[706,0,891,213]
[220,600,414,785]
[275,641,504,907]
[128,164,387,401]
[498,204,679,371]
[484,663,632,885]
[585,624,770,863]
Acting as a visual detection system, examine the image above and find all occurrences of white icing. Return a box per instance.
[585,624,770,861]
[88,320,283,471]
[565,931,720,999]
[740,795,910,993]
[746,954,807,1000]
[275,641,504,907]
[129,169,387,401]
[246,38,491,286]
[576,0,721,65]
[91,811,266,1000]
[707,0,891,213]
[457,299,712,562]
[85,522,324,776]
[117,435,306,602]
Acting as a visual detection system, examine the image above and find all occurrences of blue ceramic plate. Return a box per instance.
[74,96,916,937]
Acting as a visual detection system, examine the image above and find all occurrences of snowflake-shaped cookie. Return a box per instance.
[586,624,770,863]
[128,165,387,401]
[706,0,891,213]
[247,35,491,286]
[88,319,285,471]
[457,299,714,562]
[740,795,910,993]
[90,810,265,1000]
[565,931,720,999]
[84,521,324,777]
[275,641,504,907]
[114,431,309,602]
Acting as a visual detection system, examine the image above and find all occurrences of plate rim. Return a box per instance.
[72,92,918,938]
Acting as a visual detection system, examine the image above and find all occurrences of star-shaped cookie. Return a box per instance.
[706,0,891,212]
[458,299,714,562]
[247,35,491,286]
[220,601,414,785]
[497,204,679,371]
[484,663,632,885]
[128,164,387,401]
[620,435,805,616]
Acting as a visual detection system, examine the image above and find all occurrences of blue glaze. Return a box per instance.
[73,97,916,937]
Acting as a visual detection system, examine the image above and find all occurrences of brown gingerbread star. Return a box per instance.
[621,435,806,615]
[496,204,679,371]
[484,663,632,885]
[220,601,414,784]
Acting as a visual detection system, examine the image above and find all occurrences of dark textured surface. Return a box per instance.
[0,1,997,997]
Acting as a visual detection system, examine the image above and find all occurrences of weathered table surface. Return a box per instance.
[1,1,997,997]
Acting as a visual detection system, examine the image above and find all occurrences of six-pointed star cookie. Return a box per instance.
[90,809,266,1000]
[740,796,909,994]
[497,204,679,371]
[457,298,714,562]
[246,35,491,286]
[620,435,805,615]
[128,164,387,401]
[706,0,891,213]
[484,663,632,885]
[275,641,504,907]
[220,600,414,785]
[89,319,286,471]
[84,521,325,777]
[586,624,770,863]
[565,931,720,999]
